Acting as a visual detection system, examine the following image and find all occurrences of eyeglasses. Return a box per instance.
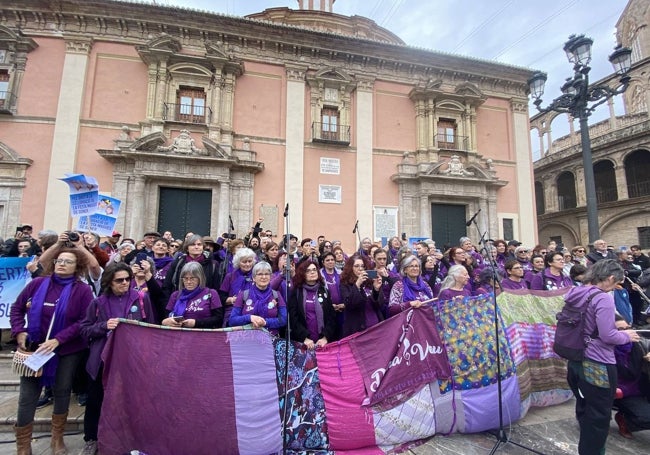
[255,272,271,277]
[112,277,131,283]
[170,244,180,249]
[182,276,199,281]
[576,249,585,253]
[306,268,318,272]
[517,250,529,254]
[407,264,420,269]
[53,259,76,265]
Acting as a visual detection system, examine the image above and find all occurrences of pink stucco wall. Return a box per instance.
[18,38,64,118]
[83,42,148,123]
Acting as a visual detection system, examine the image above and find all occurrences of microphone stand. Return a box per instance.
[353,220,362,255]
[281,204,291,455]
[468,215,545,455]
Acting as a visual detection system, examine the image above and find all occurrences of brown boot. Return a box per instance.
[14,422,33,455]
[50,412,68,455]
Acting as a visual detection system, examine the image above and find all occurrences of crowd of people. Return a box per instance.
[2,222,650,454]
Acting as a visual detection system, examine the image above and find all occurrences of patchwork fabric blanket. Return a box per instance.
[99,291,572,454]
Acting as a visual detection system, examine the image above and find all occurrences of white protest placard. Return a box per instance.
[59,174,99,217]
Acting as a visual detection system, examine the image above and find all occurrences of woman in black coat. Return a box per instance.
[288,260,337,348]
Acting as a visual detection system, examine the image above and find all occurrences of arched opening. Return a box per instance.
[557,171,576,210]
[535,181,545,215]
[594,160,618,203]
[625,149,650,198]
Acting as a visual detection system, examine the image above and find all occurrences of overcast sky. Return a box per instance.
[153,0,628,159]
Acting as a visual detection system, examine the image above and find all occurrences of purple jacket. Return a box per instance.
[529,268,573,291]
[500,278,528,290]
[10,277,94,356]
[80,290,155,380]
[565,285,630,364]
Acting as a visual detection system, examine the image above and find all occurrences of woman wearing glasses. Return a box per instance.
[288,260,336,348]
[529,251,574,291]
[572,245,588,267]
[500,259,529,290]
[79,263,156,455]
[388,255,434,315]
[10,247,94,455]
[229,261,287,336]
[162,234,221,306]
[162,262,223,329]
[339,254,384,337]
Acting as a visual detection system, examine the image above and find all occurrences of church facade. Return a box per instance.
[0,0,538,247]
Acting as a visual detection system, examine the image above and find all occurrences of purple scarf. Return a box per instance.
[27,274,76,386]
[302,283,324,336]
[230,268,253,295]
[250,285,275,318]
[172,287,204,317]
[402,276,433,302]
[153,256,173,270]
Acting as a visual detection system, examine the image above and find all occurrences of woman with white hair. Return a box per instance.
[437,264,472,301]
[388,254,434,316]
[229,261,286,335]
[219,247,257,326]
[162,262,223,329]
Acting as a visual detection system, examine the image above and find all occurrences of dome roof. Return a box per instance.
[245,7,405,45]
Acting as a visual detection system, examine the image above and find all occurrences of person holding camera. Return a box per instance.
[339,254,384,337]
[79,262,155,455]
[10,246,94,455]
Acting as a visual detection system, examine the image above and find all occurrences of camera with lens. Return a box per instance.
[67,231,80,242]
[221,232,236,240]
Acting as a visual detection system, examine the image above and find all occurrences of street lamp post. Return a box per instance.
[527,35,632,245]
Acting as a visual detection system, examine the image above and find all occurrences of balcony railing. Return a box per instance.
[558,195,577,211]
[0,91,16,114]
[436,134,469,151]
[163,103,212,124]
[628,180,650,198]
[312,122,350,145]
[595,187,618,203]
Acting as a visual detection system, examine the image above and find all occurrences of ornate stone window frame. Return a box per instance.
[307,67,357,145]
[0,25,38,114]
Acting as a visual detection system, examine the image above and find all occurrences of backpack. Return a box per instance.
[553,289,603,361]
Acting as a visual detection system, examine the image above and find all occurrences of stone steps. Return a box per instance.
[0,353,84,433]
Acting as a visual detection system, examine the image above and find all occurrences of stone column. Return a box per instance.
[607,97,617,129]
[284,64,308,236]
[221,72,237,147]
[146,65,158,120]
[510,98,537,247]
[575,167,586,207]
[218,180,230,236]
[129,176,146,237]
[43,37,93,232]
[356,78,374,239]
[419,194,429,237]
[614,162,629,200]
[155,60,168,121]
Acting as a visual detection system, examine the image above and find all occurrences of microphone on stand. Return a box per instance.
[228,215,235,231]
[352,220,359,234]
[465,209,481,227]
[283,203,289,218]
